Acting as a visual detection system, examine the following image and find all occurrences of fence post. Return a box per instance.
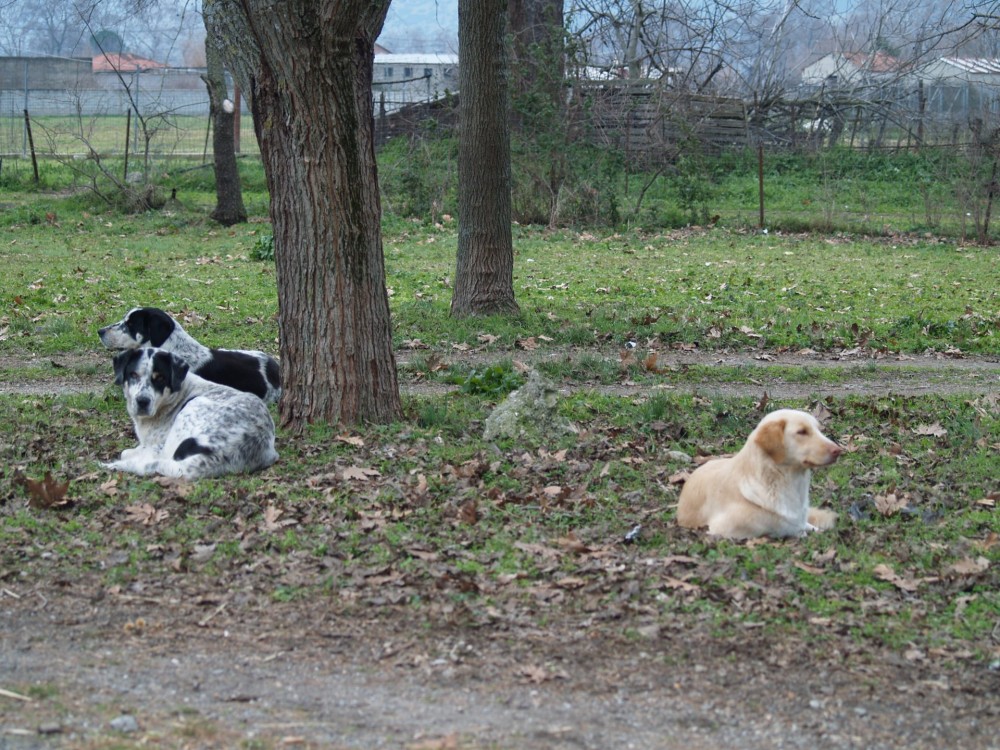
[22,60,28,157]
[23,110,39,184]
[124,109,132,181]
[758,143,765,230]
[916,80,925,149]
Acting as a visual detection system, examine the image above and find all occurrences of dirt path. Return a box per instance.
[3,584,998,750]
[3,347,999,398]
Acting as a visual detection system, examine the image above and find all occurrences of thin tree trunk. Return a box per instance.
[205,0,400,429]
[452,0,519,317]
[202,12,246,227]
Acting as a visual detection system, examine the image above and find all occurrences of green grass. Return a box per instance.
[0,168,998,670]
[0,190,997,358]
[2,114,260,157]
[3,387,996,660]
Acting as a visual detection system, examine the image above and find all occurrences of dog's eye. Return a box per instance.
[151,373,164,383]
[796,427,810,436]
[127,373,140,383]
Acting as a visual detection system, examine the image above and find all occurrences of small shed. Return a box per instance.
[913,58,1000,119]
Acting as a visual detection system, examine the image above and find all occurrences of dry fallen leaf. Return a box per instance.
[458,499,479,525]
[336,434,365,447]
[946,557,990,576]
[913,422,947,437]
[553,532,589,554]
[262,504,297,533]
[793,561,825,575]
[414,473,428,495]
[124,503,168,526]
[15,471,71,510]
[668,469,691,485]
[974,532,998,551]
[643,353,667,374]
[663,576,700,593]
[874,492,910,517]
[873,563,927,592]
[341,466,381,481]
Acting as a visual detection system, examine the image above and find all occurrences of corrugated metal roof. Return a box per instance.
[374,54,458,65]
[939,57,1000,74]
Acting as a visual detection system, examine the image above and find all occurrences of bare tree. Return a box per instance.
[0,0,200,62]
[201,9,245,226]
[451,0,520,317]
[205,0,401,429]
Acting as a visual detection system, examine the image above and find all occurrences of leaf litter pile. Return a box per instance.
[1,385,998,746]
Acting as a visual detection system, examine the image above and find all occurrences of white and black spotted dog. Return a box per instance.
[102,348,278,480]
[98,307,281,404]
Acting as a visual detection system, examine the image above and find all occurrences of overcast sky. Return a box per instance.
[378,0,458,53]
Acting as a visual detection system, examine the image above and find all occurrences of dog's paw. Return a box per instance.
[806,507,838,531]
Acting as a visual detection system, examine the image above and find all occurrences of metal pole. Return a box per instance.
[124,108,131,181]
[22,61,28,156]
[23,109,39,184]
[758,144,765,230]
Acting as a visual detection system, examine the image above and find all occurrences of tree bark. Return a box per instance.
[204,0,401,429]
[452,0,520,317]
[202,11,246,227]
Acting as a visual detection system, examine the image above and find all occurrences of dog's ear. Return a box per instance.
[754,419,787,462]
[168,354,189,392]
[111,350,134,386]
[132,308,174,347]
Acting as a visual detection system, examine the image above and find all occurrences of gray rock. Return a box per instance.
[109,714,139,733]
[483,370,578,442]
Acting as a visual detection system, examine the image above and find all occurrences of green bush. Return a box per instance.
[447,363,524,398]
[251,233,275,262]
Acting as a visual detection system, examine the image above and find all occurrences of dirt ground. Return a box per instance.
[2,348,999,749]
[3,580,999,750]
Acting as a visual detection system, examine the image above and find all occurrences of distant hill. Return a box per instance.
[378,0,458,54]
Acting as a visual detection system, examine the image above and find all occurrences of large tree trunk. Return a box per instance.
[508,0,564,105]
[204,0,401,429]
[202,12,246,227]
[451,0,520,317]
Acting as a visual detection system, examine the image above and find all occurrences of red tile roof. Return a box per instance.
[92,53,166,72]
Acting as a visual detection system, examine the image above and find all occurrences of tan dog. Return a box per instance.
[677,409,842,539]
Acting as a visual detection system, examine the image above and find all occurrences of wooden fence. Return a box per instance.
[375,81,987,159]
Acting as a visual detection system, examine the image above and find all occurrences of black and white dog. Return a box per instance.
[103,348,278,480]
[99,307,281,404]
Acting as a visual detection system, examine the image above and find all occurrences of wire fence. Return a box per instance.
[0,61,444,160]
[4,58,1000,167]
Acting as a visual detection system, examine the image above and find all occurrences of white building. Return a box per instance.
[372,53,458,113]
[801,52,903,87]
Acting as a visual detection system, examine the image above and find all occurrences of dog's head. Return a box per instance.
[112,348,189,418]
[752,409,842,469]
[99,307,176,350]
